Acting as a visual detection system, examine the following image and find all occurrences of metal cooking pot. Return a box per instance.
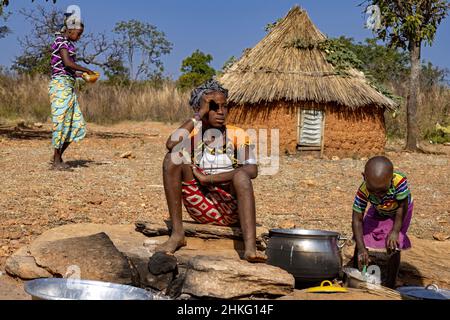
[264,229,347,283]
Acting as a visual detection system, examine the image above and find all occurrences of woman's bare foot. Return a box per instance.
[155,235,187,254]
[244,250,267,263]
[52,161,72,171]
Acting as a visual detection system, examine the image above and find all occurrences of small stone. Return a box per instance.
[433,233,450,241]
[444,142,450,147]
[88,198,103,205]
[34,122,43,128]
[143,239,160,247]
[360,157,368,161]
[332,156,340,161]
[7,232,22,240]
[148,252,178,275]
[120,151,134,159]
[278,219,296,229]
[302,179,318,187]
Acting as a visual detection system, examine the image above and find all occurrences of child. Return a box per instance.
[352,156,413,288]
[49,11,96,170]
[156,79,266,263]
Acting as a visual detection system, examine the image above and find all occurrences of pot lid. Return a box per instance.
[269,228,340,237]
[397,285,450,300]
[306,281,348,294]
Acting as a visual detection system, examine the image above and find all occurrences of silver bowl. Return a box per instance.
[24,278,169,300]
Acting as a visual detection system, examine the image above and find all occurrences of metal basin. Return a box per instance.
[24,278,169,300]
[397,285,450,300]
[265,229,346,284]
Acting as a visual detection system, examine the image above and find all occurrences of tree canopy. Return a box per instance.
[177,49,216,90]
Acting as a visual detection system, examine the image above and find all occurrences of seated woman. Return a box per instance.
[157,79,267,263]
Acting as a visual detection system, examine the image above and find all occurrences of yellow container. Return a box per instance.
[306,281,348,293]
[82,72,100,83]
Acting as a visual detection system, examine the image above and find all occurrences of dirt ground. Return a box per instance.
[0,121,449,299]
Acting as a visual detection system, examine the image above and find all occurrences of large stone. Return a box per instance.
[5,246,52,280]
[30,232,133,284]
[182,255,295,299]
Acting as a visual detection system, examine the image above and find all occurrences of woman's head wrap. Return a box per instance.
[189,79,229,109]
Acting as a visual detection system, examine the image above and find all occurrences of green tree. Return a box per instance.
[334,36,409,84]
[113,20,172,81]
[11,6,128,81]
[177,50,216,90]
[0,0,10,39]
[364,0,450,151]
[220,55,237,74]
[420,61,448,88]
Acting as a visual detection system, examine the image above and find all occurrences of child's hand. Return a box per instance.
[387,230,400,252]
[191,166,209,186]
[357,248,370,270]
[197,94,213,119]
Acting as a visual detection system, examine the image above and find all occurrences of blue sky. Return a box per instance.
[1,0,449,79]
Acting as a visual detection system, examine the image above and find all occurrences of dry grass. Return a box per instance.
[0,72,448,140]
[0,74,191,125]
[385,81,450,139]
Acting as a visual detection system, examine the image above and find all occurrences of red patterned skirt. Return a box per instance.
[182,179,239,226]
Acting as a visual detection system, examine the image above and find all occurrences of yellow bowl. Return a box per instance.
[82,72,100,83]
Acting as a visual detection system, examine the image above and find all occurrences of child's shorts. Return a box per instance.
[182,178,240,227]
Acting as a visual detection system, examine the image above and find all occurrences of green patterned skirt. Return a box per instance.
[49,75,86,149]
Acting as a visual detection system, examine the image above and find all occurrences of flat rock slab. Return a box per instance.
[30,232,133,284]
[29,223,150,260]
[136,220,268,250]
[182,255,295,299]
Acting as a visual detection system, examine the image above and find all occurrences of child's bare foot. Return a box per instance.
[244,250,267,263]
[155,235,187,254]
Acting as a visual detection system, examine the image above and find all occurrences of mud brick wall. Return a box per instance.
[228,102,386,157]
[227,102,298,154]
[323,105,386,158]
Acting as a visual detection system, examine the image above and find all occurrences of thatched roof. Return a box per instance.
[219,6,396,110]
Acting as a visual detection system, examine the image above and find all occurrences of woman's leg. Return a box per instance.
[52,143,72,169]
[231,170,267,263]
[156,153,194,253]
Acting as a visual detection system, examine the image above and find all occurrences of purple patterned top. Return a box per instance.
[50,34,77,79]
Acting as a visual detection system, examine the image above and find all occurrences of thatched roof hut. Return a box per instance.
[220,6,396,157]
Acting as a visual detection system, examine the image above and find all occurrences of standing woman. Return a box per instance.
[49,13,95,170]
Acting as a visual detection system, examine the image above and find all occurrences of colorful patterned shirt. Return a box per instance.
[187,125,256,175]
[50,34,77,79]
[353,171,412,216]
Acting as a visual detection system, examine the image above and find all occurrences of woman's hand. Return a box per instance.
[192,166,210,186]
[386,230,400,253]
